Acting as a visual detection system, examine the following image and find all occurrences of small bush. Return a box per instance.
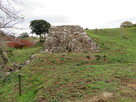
[7,38,33,49]
[95,55,101,61]
[86,55,91,59]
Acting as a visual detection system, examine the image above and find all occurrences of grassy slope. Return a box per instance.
[87,28,136,63]
[7,41,43,65]
[0,28,136,102]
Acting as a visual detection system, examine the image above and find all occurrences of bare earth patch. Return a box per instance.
[127,83,136,90]
[68,92,113,102]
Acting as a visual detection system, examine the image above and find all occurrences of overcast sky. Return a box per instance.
[15,0,136,34]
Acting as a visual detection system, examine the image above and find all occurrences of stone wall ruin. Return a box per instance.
[43,25,99,53]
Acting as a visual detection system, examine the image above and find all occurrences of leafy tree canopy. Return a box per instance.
[30,19,51,35]
[120,21,133,28]
[30,19,51,42]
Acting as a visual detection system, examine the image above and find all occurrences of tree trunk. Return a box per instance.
[0,49,8,65]
[40,34,41,42]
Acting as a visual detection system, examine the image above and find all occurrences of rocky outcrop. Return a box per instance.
[43,25,99,53]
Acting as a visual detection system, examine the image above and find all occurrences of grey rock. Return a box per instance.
[5,72,11,76]
[25,60,31,64]
[43,25,99,53]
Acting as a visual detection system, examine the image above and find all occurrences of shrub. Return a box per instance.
[86,55,91,59]
[95,55,101,61]
[18,32,29,38]
[7,38,33,49]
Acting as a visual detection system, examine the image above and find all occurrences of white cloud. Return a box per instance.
[13,0,136,34]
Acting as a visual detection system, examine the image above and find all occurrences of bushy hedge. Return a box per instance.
[7,39,33,49]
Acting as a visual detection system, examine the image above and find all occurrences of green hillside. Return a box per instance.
[87,27,136,63]
[0,28,136,102]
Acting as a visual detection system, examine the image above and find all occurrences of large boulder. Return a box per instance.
[43,25,99,53]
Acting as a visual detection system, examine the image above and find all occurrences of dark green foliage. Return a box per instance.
[86,55,91,59]
[30,19,51,42]
[132,23,136,27]
[18,32,29,38]
[120,21,133,28]
[95,55,101,61]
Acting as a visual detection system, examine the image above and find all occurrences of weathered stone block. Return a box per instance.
[43,25,99,53]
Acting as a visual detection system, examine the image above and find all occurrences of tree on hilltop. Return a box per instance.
[30,19,51,42]
[120,21,133,28]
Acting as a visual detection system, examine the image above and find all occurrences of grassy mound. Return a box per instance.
[0,28,136,102]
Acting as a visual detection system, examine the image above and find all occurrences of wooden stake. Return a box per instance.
[18,74,22,96]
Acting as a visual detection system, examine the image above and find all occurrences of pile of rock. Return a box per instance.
[43,25,99,53]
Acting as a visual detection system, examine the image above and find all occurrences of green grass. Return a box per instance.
[0,62,135,102]
[7,47,41,64]
[0,28,136,102]
[7,42,43,64]
[86,27,136,63]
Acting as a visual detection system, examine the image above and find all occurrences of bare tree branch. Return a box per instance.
[0,0,24,29]
[0,0,23,67]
